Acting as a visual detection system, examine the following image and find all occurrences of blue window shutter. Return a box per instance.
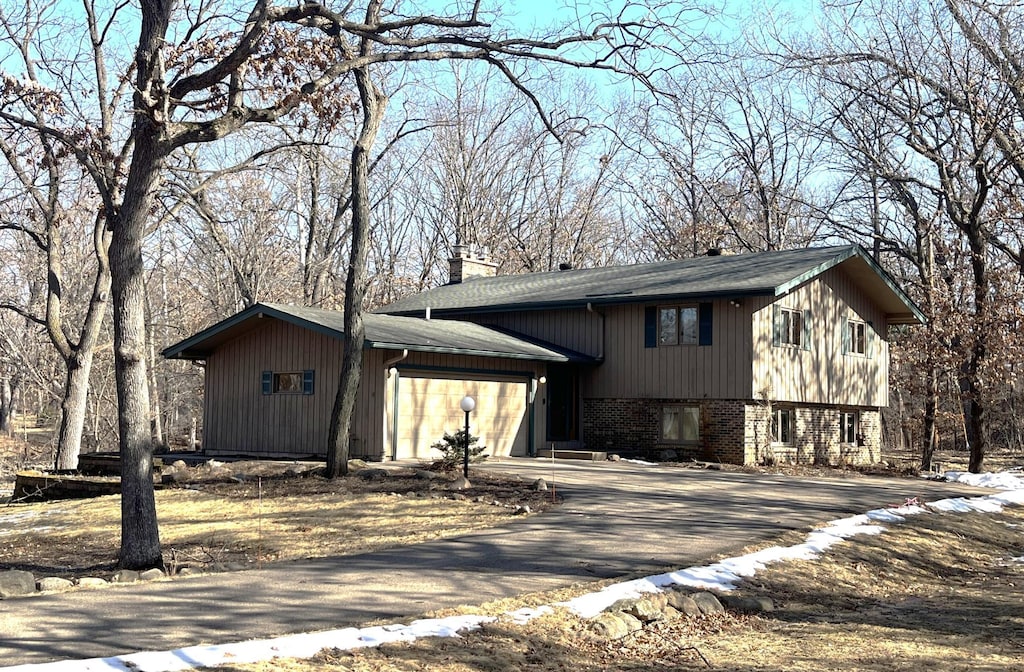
[302,370,315,395]
[698,302,713,346]
[261,371,272,395]
[802,310,812,351]
[772,304,781,347]
[644,307,657,348]
[841,317,850,354]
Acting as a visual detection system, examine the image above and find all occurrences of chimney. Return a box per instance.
[448,244,498,284]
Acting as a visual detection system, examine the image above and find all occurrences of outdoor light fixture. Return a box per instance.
[460,395,476,478]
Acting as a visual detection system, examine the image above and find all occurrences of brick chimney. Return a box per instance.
[448,244,497,284]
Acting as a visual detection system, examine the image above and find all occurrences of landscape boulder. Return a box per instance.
[77,577,108,589]
[139,568,165,582]
[450,476,471,490]
[532,478,548,491]
[110,569,139,584]
[36,577,74,593]
[719,594,775,614]
[0,570,36,598]
[667,590,702,617]
[357,468,390,482]
[691,591,725,614]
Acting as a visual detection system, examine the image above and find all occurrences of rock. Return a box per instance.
[357,468,390,481]
[617,612,644,633]
[450,493,467,501]
[414,469,440,480]
[347,459,368,470]
[720,594,774,614]
[617,596,667,623]
[139,568,165,581]
[206,460,224,469]
[176,567,202,576]
[514,504,531,515]
[658,449,678,461]
[667,591,702,617]
[77,577,108,589]
[450,476,471,490]
[589,612,630,639]
[0,570,36,598]
[161,470,189,485]
[37,577,74,593]
[608,454,621,461]
[110,569,139,584]
[532,478,548,491]
[691,591,725,614]
[171,460,189,471]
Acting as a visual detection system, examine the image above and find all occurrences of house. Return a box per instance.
[163,244,924,465]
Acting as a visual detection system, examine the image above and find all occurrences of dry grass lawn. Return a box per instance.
[0,462,556,577]
[210,506,1024,672]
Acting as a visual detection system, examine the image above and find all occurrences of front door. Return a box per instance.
[546,364,579,442]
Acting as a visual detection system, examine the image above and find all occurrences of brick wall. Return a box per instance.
[582,398,881,466]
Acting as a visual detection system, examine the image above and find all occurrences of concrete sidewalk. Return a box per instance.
[0,459,988,665]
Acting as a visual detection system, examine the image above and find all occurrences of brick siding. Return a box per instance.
[582,398,881,466]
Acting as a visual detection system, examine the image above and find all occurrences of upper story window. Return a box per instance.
[645,303,713,348]
[773,305,810,350]
[848,321,866,355]
[659,306,698,345]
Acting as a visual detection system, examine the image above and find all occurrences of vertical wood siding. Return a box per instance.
[751,267,889,406]
[456,307,604,357]
[203,320,385,458]
[585,300,753,399]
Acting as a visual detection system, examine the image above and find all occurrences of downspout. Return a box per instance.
[385,350,409,460]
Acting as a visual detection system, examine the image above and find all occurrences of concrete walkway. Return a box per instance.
[0,459,988,666]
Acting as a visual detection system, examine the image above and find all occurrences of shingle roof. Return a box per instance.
[161,302,589,362]
[376,245,925,325]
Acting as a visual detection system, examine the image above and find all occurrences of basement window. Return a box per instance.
[771,408,793,445]
[661,405,700,443]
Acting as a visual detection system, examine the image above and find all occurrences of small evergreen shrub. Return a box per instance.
[431,429,488,472]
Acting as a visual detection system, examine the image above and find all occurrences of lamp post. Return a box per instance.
[459,395,476,478]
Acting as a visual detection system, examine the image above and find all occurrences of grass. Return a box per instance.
[210,505,1024,672]
[0,463,556,577]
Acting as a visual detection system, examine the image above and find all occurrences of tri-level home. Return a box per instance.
[163,245,923,465]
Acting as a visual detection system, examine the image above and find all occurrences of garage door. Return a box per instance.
[390,374,529,460]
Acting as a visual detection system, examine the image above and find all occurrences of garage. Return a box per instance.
[388,372,530,460]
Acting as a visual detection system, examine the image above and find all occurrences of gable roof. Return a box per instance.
[376,245,925,325]
[162,302,590,362]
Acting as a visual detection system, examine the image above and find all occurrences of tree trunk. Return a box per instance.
[326,14,386,479]
[921,367,938,471]
[54,353,95,470]
[0,377,11,435]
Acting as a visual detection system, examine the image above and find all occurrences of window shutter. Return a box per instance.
[644,306,657,348]
[802,310,811,351]
[261,371,272,395]
[698,302,713,346]
[841,317,849,354]
[866,322,874,359]
[302,370,315,395]
[772,304,781,347]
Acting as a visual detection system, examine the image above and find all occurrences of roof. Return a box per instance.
[376,245,925,325]
[162,303,592,362]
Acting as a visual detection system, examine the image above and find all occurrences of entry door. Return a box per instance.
[546,364,579,441]
[392,374,529,460]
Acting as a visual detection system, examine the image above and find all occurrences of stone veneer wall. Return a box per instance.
[582,398,881,466]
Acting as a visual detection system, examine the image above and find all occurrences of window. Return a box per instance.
[771,408,793,444]
[658,306,698,345]
[778,307,803,347]
[847,320,866,355]
[661,405,700,443]
[840,411,858,444]
[262,370,314,395]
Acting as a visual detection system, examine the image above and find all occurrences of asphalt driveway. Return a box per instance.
[0,459,991,666]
